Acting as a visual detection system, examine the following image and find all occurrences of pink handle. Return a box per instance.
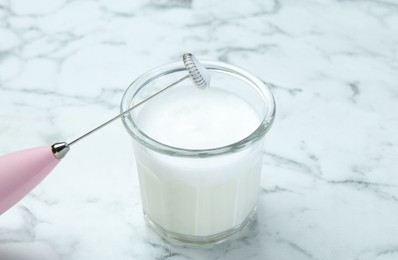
[0,146,59,215]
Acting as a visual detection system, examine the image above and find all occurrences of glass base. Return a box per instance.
[143,206,257,247]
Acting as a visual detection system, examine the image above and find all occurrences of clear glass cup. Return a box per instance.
[121,60,275,247]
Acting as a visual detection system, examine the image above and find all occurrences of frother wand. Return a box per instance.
[0,53,210,215]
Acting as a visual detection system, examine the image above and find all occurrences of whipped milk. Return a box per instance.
[133,87,263,237]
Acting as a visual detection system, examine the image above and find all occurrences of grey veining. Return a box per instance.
[1,0,398,259]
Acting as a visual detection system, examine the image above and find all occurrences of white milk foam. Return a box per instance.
[133,86,263,237]
[136,87,260,149]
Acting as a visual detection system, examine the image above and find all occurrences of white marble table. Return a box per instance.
[1,0,398,259]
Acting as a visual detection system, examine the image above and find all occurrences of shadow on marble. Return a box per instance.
[0,242,60,260]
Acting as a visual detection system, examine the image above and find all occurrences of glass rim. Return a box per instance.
[120,60,276,158]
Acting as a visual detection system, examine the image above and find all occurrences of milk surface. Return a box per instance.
[136,87,260,149]
[133,86,264,237]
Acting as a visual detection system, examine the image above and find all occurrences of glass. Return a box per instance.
[121,60,275,246]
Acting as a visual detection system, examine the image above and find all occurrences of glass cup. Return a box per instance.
[121,60,275,246]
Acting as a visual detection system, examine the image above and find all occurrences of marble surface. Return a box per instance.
[1,0,398,259]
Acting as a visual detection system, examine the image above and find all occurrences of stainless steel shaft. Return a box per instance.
[68,75,189,146]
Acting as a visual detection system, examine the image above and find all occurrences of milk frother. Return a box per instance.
[0,53,210,215]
